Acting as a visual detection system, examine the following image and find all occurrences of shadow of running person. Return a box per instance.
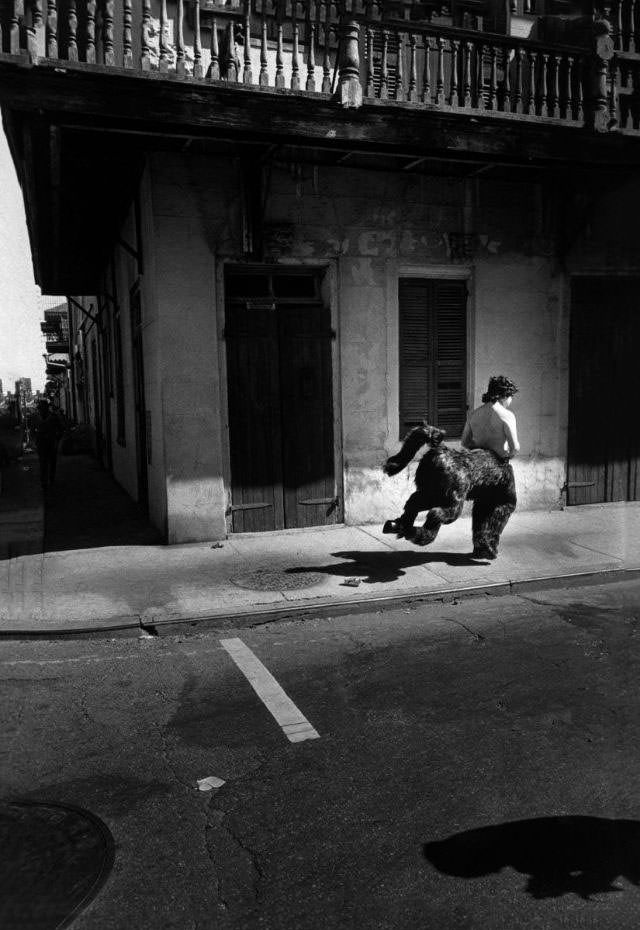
[424,817,640,900]
[285,549,484,585]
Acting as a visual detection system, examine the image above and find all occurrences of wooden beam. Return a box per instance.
[0,58,639,170]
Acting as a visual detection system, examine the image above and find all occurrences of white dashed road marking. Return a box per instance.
[220,637,320,743]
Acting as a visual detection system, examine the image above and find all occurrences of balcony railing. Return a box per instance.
[1,1,638,133]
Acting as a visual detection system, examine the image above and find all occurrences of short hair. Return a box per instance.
[482,375,519,404]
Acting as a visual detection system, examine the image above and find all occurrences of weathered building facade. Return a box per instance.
[2,0,639,543]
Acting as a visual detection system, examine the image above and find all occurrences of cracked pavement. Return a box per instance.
[2,578,640,929]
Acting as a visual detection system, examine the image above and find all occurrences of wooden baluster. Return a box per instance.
[435,36,445,105]
[291,11,300,89]
[462,40,472,108]
[422,36,431,103]
[513,46,523,113]
[630,0,637,53]
[103,0,115,66]
[226,20,237,81]
[615,0,623,50]
[306,20,316,90]
[527,49,538,114]
[549,52,560,117]
[28,0,45,59]
[524,0,532,10]
[336,16,362,106]
[609,59,619,125]
[625,63,636,127]
[323,21,333,93]
[243,0,253,84]
[67,0,78,60]
[539,51,549,116]
[449,39,460,106]
[407,33,417,101]
[159,0,170,73]
[501,46,511,111]
[175,0,186,76]
[193,0,203,78]
[123,0,133,68]
[510,0,517,11]
[210,17,220,79]
[575,56,584,122]
[85,0,96,63]
[565,54,574,119]
[141,0,152,70]
[10,1,23,55]
[476,43,486,108]
[395,30,405,100]
[275,20,284,87]
[365,26,375,97]
[487,43,497,109]
[380,29,389,98]
[259,15,269,86]
[46,0,57,57]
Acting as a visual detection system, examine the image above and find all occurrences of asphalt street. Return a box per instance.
[3,578,640,930]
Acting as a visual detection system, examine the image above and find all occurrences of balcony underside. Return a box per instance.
[1,55,640,292]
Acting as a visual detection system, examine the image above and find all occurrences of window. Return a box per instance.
[398,278,467,440]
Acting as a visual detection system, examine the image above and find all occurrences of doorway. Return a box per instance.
[225,267,339,532]
[567,277,640,505]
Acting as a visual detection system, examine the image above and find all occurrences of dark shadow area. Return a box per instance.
[286,549,487,585]
[0,799,115,930]
[424,817,640,900]
[43,453,162,553]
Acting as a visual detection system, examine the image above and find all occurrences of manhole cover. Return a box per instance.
[0,800,115,930]
[231,569,326,591]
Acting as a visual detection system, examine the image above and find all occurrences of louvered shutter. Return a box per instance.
[398,278,467,440]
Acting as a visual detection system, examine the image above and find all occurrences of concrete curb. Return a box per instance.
[1,566,639,641]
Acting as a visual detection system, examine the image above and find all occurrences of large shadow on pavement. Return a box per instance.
[424,817,640,899]
[286,549,486,585]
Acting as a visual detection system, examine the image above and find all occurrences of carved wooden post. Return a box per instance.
[86,0,96,63]
[103,0,115,66]
[587,17,616,130]
[46,0,57,57]
[335,14,362,107]
[27,0,45,60]
[67,0,78,60]
[10,1,23,55]
[141,0,152,70]
[123,0,133,68]
[193,0,203,78]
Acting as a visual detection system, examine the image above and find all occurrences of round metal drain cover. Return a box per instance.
[231,569,326,591]
[0,800,114,930]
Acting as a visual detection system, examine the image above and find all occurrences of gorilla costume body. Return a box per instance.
[383,424,517,559]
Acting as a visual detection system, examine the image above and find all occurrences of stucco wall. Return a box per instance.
[141,153,575,539]
[148,154,228,543]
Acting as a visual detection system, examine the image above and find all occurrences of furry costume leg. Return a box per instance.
[414,495,465,546]
[471,465,517,558]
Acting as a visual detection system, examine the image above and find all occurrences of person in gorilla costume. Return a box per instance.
[383,376,519,560]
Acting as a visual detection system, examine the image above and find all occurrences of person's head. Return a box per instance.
[482,375,518,406]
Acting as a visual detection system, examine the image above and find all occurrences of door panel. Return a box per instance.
[225,269,338,532]
[568,278,640,505]
[279,304,336,529]
[226,303,283,532]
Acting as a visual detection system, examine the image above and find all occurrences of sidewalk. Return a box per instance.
[1,445,639,638]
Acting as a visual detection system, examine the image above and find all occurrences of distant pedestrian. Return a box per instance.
[34,401,64,489]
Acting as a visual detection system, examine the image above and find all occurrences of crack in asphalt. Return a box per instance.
[444,618,486,642]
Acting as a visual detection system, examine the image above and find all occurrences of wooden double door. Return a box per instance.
[567,277,640,505]
[225,268,339,532]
